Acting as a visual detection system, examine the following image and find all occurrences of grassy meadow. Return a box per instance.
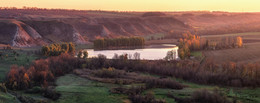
[202,32,260,63]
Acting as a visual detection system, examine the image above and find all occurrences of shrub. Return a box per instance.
[0,83,7,93]
[143,77,185,89]
[110,86,146,95]
[191,89,231,103]
[111,86,165,103]
[129,92,166,103]
[25,86,42,94]
[168,89,232,103]
[94,67,125,78]
[42,87,61,100]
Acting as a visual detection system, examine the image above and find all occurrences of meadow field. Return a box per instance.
[202,32,260,63]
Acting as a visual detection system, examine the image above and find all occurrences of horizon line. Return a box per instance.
[1,6,260,13]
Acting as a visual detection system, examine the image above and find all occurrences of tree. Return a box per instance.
[42,46,50,56]
[83,51,88,59]
[165,50,177,61]
[77,50,83,58]
[178,49,185,60]
[68,42,75,55]
[133,52,140,60]
[236,36,243,47]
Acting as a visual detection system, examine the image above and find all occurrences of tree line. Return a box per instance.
[178,32,243,59]
[41,42,75,56]
[93,37,145,49]
[4,51,260,95]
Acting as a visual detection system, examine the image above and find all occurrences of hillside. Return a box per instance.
[1,9,260,47]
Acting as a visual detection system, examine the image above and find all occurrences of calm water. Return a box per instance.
[84,44,179,60]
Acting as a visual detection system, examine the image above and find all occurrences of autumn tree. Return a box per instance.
[236,36,243,47]
[41,42,75,56]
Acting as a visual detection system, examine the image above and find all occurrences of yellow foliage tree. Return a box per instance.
[236,36,243,47]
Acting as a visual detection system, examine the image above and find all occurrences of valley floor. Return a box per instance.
[1,32,260,103]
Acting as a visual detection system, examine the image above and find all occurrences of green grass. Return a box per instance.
[142,33,165,41]
[76,44,94,51]
[53,74,125,103]
[0,49,39,82]
[227,88,260,103]
[190,51,203,58]
[0,92,17,103]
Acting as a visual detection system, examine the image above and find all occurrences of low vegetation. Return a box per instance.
[168,89,232,103]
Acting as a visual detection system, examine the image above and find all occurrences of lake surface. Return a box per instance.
[84,44,179,60]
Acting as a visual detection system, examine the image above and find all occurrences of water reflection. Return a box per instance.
[84,44,178,60]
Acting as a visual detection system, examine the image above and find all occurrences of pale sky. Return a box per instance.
[0,0,260,12]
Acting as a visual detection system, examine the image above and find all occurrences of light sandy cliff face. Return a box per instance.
[0,20,46,47]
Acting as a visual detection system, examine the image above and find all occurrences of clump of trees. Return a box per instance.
[178,32,243,59]
[77,50,88,59]
[178,32,200,59]
[5,53,83,90]
[94,37,145,49]
[164,50,177,61]
[202,36,243,50]
[41,42,75,56]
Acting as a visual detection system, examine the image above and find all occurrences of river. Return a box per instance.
[84,44,179,60]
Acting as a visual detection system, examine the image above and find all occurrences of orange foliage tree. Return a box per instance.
[5,53,83,90]
[236,36,243,47]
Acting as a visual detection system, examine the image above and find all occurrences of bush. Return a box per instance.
[168,89,232,103]
[111,86,146,95]
[42,87,61,100]
[111,86,165,103]
[94,67,125,78]
[143,77,185,89]
[25,86,42,94]
[191,89,231,103]
[0,83,7,93]
[129,92,166,103]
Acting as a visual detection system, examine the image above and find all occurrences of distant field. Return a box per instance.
[202,32,260,63]
[204,42,260,63]
[201,32,260,38]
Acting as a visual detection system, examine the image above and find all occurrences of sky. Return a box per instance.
[1,0,260,12]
